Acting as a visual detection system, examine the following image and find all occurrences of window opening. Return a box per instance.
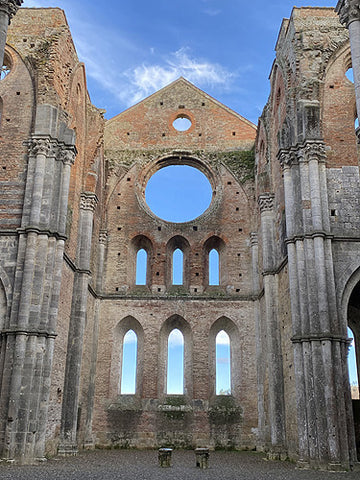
[172,248,183,285]
[348,327,359,399]
[167,328,184,394]
[145,165,212,223]
[209,249,220,285]
[120,330,137,394]
[216,330,231,395]
[136,249,147,285]
[173,116,191,131]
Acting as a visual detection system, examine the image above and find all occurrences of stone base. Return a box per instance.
[57,444,78,456]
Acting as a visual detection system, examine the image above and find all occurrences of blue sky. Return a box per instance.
[23,0,335,123]
[20,1,358,390]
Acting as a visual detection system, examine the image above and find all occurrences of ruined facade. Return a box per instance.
[0,1,359,470]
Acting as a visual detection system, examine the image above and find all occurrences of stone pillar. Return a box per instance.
[250,232,266,449]
[0,128,76,463]
[258,193,286,457]
[336,1,360,121]
[279,140,357,469]
[84,230,107,448]
[59,192,98,456]
[0,0,22,69]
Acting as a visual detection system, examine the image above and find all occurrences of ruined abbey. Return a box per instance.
[0,0,359,470]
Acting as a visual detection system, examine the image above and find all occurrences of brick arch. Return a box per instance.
[158,314,193,399]
[165,235,191,289]
[129,234,154,287]
[109,316,144,398]
[322,41,358,168]
[203,235,227,286]
[209,316,241,399]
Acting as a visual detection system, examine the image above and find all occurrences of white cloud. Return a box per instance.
[123,48,233,107]
[203,9,221,16]
[168,329,184,347]
[123,330,137,344]
[216,330,230,345]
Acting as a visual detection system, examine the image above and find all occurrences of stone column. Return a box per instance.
[0,0,22,69]
[258,193,286,457]
[336,1,360,122]
[84,230,107,448]
[59,192,98,456]
[0,131,76,463]
[250,232,266,449]
[279,140,357,469]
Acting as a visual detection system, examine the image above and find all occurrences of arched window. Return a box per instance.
[172,248,183,285]
[136,249,147,285]
[209,249,220,286]
[216,330,231,395]
[167,328,184,394]
[348,326,359,399]
[120,329,138,394]
[204,236,226,287]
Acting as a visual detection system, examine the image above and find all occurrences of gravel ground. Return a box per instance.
[0,449,359,480]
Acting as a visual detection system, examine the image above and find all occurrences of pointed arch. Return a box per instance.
[110,316,144,397]
[130,235,153,287]
[159,315,193,398]
[209,317,240,398]
[203,236,226,287]
[166,236,190,289]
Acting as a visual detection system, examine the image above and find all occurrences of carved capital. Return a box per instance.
[298,141,326,164]
[0,0,23,22]
[99,230,108,245]
[277,148,298,169]
[80,193,98,212]
[58,147,76,166]
[250,232,258,247]
[336,0,360,27]
[29,137,52,157]
[258,193,275,213]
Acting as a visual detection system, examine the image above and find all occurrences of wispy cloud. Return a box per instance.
[203,9,221,16]
[123,48,234,106]
[216,330,230,345]
[168,329,184,347]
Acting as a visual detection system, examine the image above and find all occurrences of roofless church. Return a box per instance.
[0,0,359,470]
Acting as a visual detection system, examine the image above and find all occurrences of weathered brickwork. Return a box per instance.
[0,3,359,471]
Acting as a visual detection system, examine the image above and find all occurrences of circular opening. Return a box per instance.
[145,165,212,222]
[173,116,192,132]
[346,67,354,83]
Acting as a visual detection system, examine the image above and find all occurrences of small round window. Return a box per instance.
[145,165,212,222]
[173,116,192,132]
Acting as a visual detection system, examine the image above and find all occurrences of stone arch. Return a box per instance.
[158,315,193,398]
[165,236,191,289]
[109,316,144,398]
[209,316,240,399]
[129,235,153,287]
[321,41,358,167]
[203,235,226,287]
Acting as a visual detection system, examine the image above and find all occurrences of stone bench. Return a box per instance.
[195,447,209,469]
[158,448,173,467]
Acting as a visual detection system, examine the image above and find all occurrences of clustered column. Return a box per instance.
[59,193,98,455]
[258,194,286,457]
[278,141,357,469]
[0,0,22,68]
[0,135,76,463]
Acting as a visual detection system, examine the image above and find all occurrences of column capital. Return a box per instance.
[0,0,23,23]
[297,141,326,164]
[99,230,108,244]
[80,192,98,212]
[58,146,77,166]
[336,0,360,27]
[277,148,298,169]
[29,137,52,157]
[250,232,258,247]
[258,193,275,213]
